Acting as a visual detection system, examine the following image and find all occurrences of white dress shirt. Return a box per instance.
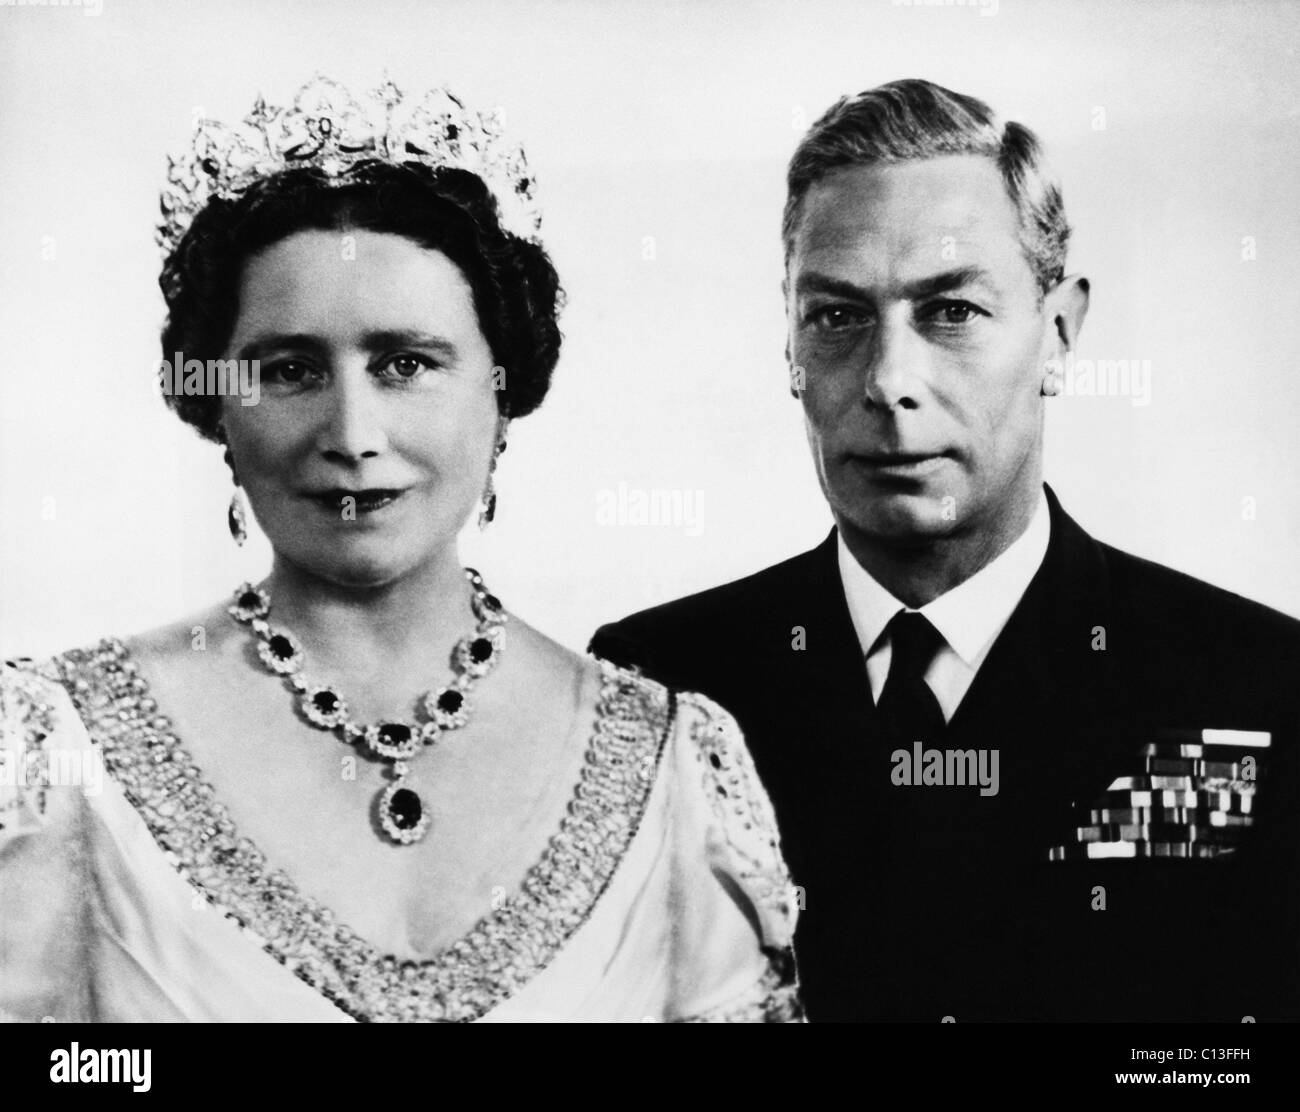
[836,491,1051,723]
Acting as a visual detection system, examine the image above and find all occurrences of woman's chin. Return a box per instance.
[328,564,405,590]
[280,544,422,592]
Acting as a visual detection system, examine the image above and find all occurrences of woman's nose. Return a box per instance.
[315,367,389,463]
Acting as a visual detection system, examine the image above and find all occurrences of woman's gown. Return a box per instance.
[0,640,802,1022]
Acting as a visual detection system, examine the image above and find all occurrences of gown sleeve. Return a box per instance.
[0,660,96,1022]
[666,690,804,1022]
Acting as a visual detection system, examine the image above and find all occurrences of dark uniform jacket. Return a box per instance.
[590,485,1300,1021]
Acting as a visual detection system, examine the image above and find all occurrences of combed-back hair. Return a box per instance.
[783,78,1069,293]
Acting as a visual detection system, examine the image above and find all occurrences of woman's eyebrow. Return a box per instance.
[232,331,462,362]
[360,331,461,359]
[233,332,329,361]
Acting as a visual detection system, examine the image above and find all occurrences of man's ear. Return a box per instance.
[782,276,801,400]
[1048,275,1090,355]
[786,344,802,399]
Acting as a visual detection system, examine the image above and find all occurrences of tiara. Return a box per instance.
[157,74,542,256]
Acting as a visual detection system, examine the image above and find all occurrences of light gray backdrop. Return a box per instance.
[2,0,1297,656]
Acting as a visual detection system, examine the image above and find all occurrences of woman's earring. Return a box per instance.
[220,436,248,546]
[228,489,248,547]
[478,475,497,531]
[478,429,508,531]
[1041,366,1061,397]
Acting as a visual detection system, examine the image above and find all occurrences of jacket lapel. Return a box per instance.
[946,485,1127,798]
[729,531,878,884]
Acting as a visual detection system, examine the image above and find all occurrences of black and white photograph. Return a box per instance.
[0,0,1296,1084]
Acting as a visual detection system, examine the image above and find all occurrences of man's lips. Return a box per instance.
[855,451,946,464]
[850,451,951,477]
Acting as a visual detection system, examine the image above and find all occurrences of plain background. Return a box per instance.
[1,0,1298,658]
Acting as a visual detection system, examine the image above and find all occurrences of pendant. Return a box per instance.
[378,778,430,845]
[365,721,422,761]
[229,569,505,848]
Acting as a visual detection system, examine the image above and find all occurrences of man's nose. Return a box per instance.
[316,364,388,463]
[862,317,924,411]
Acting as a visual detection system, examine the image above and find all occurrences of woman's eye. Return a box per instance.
[265,360,315,385]
[381,354,436,379]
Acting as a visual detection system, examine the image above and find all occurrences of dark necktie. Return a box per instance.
[876,611,947,747]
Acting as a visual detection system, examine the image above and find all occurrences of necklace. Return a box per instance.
[227,568,506,845]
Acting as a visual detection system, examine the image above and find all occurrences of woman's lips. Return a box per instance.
[305,488,409,515]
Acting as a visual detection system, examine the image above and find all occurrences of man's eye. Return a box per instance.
[808,306,868,331]
[381,354,436,379]
[927,300,985,325]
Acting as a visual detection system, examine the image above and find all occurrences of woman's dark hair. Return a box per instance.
[159,160,564,440]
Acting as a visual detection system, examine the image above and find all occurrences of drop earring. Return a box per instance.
[221,435,247,546]
[478,423,509,531]
[229,489,248,546]
[478,475,497,531]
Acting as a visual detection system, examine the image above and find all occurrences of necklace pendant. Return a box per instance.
[365,721,421,761]
[232,568,502,847]
[378,778,430,845]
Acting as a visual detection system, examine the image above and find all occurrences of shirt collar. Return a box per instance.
[836,489,1051,667]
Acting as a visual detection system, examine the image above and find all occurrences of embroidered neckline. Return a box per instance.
[53,637,674,1022]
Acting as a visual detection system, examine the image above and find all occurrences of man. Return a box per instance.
[591,79,1300,1022]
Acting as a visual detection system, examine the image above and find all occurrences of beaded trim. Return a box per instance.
[51,638,675,1022]
[682,951,804,1023]
[683,693,802,926]
[0,660,60,827]
[678,693,804,1023]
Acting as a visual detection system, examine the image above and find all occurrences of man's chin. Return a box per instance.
[836,491,960,546]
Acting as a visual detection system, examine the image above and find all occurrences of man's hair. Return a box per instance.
[783,78,1070,293]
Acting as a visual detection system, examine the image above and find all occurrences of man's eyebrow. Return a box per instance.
[794,273,873,300]
[793,267,1001,302]
[899,267,998,300]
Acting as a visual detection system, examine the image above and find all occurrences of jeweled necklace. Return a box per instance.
[228,568,506,846]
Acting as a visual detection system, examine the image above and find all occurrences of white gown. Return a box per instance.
[0,643,802,1022]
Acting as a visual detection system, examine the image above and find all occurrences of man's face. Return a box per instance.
[785,155,1059,546]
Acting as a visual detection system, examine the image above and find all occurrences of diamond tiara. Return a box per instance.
[157,74,542,257]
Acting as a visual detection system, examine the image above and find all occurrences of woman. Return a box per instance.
[0,77,801,1022]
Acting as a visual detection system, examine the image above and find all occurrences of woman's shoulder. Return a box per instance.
[1,644,103,740]
[0,657,100,1021]
[586,657,801,939]
[0,653,99,845]
[6,600,230,694]
[665,688,801,938]
[1,654,73,745]
[118,602,245,675]
[590,666,804,1021]
[584,660,783,848]
[2,601,231,754]
[584,657,785,840]
[10,633,158,722]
